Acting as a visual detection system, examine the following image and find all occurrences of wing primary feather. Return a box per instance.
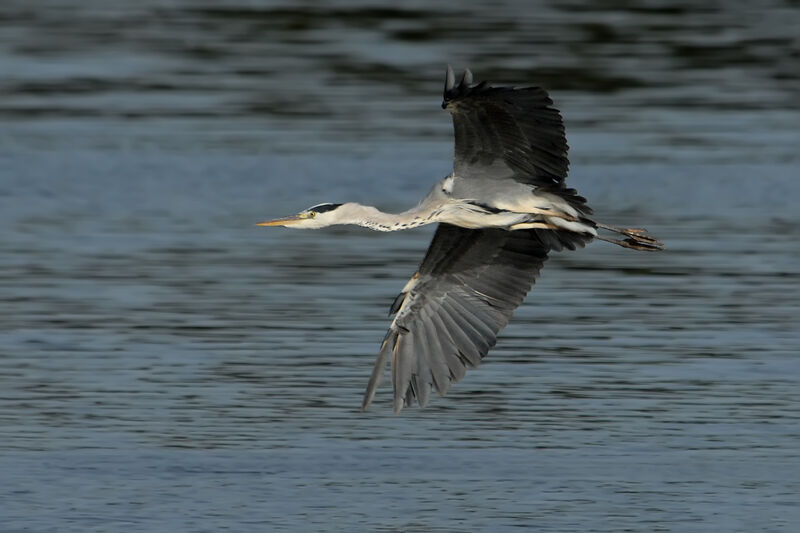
[434,302,485,367]
[427,310,473,376]
[411,331,432,408]
[418,309,453,395]
[362,330,397,411]
[445,65,455,93]
[392,331,416,413]
[440,300,493,355]
[444,296,502,338]
[404,379,416,410]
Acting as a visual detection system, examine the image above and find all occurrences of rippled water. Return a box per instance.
[1,1,799,531]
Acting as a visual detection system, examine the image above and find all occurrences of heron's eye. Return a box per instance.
[308,211,316,218]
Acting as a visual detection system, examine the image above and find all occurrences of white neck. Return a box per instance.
[336,202,436,232]
[334,200,534,231]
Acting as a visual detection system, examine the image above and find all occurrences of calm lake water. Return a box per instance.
[1,1,799,531]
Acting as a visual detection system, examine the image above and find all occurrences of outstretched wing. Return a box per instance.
[361,224,590,413]
[443,67,589,213]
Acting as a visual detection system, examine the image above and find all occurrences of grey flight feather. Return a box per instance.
[361,223,592,413]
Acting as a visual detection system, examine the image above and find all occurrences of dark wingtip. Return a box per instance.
[445,65,455,91]
[443,66,489,108]
[443,65,456,108]
[362,330,397,412]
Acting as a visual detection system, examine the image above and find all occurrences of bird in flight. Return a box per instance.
[259,67,663,413]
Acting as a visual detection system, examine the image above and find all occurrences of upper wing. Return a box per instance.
[443,67,589,212]
[361,223,591,413]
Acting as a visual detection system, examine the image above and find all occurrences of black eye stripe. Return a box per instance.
[309,203,342,213]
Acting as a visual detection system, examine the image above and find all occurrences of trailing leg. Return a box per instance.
[524,208,664,251]
[595,222,664,251]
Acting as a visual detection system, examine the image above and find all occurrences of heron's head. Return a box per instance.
[257,203,345,229]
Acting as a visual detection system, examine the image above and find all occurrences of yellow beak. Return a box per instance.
[256,214,307,227]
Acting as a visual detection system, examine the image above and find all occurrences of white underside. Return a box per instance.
[492,190,581,218]
[439,196,596,235]
[439,204,531,229]
[438,175,596,235]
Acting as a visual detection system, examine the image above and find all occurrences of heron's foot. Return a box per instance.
[623,229,664,250]
[621,227,648,236]
[596,222,664,251]
[598,235,665,251]
[621,228,664,249]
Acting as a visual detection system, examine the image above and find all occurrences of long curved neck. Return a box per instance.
[338,202,437,232]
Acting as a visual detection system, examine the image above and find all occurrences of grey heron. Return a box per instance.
[259,67,663,413]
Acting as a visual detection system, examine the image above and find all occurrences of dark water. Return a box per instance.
[1,1,799,531]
